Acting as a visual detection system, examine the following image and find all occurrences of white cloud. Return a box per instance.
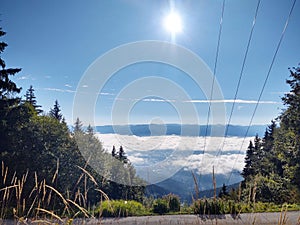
[44,87,75,93]
[82,85,88,88]
[186,99,279,104]
[95,134,252,175]
[172,153,245,175]
[18,75,30,80]
[96,133,252,153]
[65,84,72,88]
[111,97,279,105]
[142,98,175,103]
[128,155,145,164]
[99,92,115,96]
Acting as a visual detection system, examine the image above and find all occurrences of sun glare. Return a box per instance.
[163,12,182,34]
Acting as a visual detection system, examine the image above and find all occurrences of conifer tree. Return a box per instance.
[118,146,128,163]
[49,100,62,121]
[86,124,94,135]
[112,145,116,157]
[0,27,21,105]
[0,27,22,151]
[242,141,255,180]
[74,117,83,133]
[24,85,42,114]
[218,183,229,198]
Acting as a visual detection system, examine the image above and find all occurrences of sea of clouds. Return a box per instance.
[95,133,253,176]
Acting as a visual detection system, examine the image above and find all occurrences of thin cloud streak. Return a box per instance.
[140,98,278,104]
[186,99,279,104]
[43,87,76,93]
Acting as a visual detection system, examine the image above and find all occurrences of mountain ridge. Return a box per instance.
[95,124,266,137]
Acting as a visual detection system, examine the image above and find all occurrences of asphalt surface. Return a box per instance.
[1,211,299,224]
[77,211,300,225]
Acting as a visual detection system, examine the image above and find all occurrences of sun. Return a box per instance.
[163,12,183,34]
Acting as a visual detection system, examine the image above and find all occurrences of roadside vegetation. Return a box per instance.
[1,25,300,223]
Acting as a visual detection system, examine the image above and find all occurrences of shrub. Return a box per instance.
[164,194,180,212]
[192,199,226,215]
[152,198,169,214]
[96,200,146,217]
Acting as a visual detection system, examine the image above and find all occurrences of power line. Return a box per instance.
[203,0,225,152]
[226,0,298,185]
[216,0,261,158]
[206,1,261,198]
[204,0,262,188]
[200,0,225,189]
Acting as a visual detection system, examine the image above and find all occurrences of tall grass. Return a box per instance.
[0,161,109,222]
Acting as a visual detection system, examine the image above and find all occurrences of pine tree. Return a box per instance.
[118,146,128,163]
[112,145,116,157]
[281,65,300,134]
[253,134,262,170]
[0,27,22,151]
[261,120,277,175]
[74,117,83,133]
[276,65,300,188]
[218,183,229,199]
[86,124,94,135]
[24,85,42,114]
[49,100,62,121]
[242,141,255,180]
[0,27,21,104]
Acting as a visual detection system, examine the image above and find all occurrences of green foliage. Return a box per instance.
[152,198,169,214]
[192,199,225,215]
[0,31,145,213]
[163,194,180,212]
[96,200,147,217]
[24,85,42,114]
[49,100,62,121]
[241,64,300,204]
[218,183,229,199]
[148,195,181,215]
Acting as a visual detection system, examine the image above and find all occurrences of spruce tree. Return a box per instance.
[112,145,116,157]
[74,117,83,133]
[218,183,229,198]
[87,124,92,132]
[49,100,62,121]
[24,85,42,114]
[0,27,21,104]
[242,141,255,180]
[118,146,128,163]
[0,27,22,151]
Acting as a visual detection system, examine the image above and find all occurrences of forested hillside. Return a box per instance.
[1,24,300,220]
[241,65,300,204]
[0,27,144,217]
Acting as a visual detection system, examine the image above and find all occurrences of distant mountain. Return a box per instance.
[96,124,266,137]
[95,124,258,202]
[145,168,242,203]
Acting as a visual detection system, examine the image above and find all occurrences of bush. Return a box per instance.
[152,198,169,214]
[164,194,180,212]
[96,200,147,217]
[192,199,226,215]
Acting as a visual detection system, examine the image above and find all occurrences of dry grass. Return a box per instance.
[0,161,111,223]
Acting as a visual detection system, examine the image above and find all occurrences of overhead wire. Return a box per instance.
[199,0,226,189]
[215,0,261,159]
[207,0,261,197]
[226,0,298,185]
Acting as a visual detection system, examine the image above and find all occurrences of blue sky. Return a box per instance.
[1,0,300,126]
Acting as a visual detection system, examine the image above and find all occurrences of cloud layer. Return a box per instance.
[95,133,252,176]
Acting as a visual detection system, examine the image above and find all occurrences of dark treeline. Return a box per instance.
[1,24,300,219]
[240,65,300,204]
[0,27,144,216]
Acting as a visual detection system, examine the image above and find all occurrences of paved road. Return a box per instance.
[76,212,300,225]
[1,212,299,224]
